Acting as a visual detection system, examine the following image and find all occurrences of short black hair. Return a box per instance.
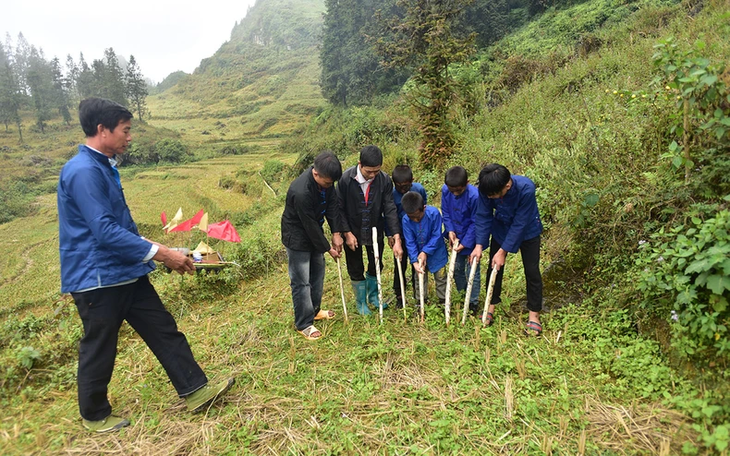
[444,166,468,187]
[478,164,511,197]
[392,164,413,184]
[313,150,342,181]
[359,145,383,167]
[78,98,133,137]
[401,191,424,215]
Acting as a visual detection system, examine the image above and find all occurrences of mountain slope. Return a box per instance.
[146,0,326,147]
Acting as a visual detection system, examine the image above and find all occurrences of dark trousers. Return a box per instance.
[286,247,325,331]
[344,237,385,281]
[486,236,543,312]
[72,275,207,421]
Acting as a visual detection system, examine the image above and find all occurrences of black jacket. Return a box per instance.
[281,167,340,253]
[337,165,400,245]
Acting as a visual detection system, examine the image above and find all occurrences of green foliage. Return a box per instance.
[651,36,730,191]
[16,346,40,369]
[260,159,286,183]
[373,0,476,167]
[637,208,730,361]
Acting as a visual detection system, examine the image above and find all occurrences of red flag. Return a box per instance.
[207,220,241,242]
[161,211,168,226]
[169,219,193,232]
[189,209,204,225]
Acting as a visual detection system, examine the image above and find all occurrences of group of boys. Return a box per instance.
[282,145,544,341]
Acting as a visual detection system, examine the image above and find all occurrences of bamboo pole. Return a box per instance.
[372,227,384,324]
[336,257,348,324]
[444,240,460,326]
[461,256,479,325]
[395,255,407,322]
[418,262,425,324]
[482,266,499,326]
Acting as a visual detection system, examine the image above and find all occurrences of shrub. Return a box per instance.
[154,139,190,163]
[637,207,730,361]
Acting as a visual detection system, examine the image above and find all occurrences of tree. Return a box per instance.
[373,0,475,167]
[25,47,54,133]
[76,53,94,98]
[103,48,127,105]
[50,57,72,124]
[65,54,79,101]
[0,43,23,141]
[125,55,148,121]
[320,0,408,106]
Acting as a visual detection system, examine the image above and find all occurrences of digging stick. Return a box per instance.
[418,260,425,323]
[481,265,499,326]
[444,240,460,326]
[395,255,407,321]
[372,227,384,324]
[336,257,348,323]
[461,256,479,325]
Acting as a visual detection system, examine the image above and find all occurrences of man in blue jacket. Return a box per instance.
[58,98,234,433]
[469,164,544,336]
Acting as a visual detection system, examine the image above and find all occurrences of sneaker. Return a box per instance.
[82,415,130,433]
[185,377,235,413]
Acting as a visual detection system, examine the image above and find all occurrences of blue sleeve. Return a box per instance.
[65,166,152,263]
[441,185,454,233]
[418,185,428,206]
[421,208,443,256]
[403,215,420,265]
[460,190,479,249]
[475,194,493,247]
[501,186,538,253]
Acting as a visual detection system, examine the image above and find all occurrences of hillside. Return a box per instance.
[146,0,327,149]
[1,0,729,454]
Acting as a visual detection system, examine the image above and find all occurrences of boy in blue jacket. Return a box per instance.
[441,166,481,316]
[389,164,428,306]
[401,191,448,307]
[470,164,544,336]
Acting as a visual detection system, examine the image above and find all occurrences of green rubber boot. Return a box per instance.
[366,274,387,310]
[351,280,370,315]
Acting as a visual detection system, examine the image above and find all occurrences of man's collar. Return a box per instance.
[85,145,117,167]
[355,165,372,184]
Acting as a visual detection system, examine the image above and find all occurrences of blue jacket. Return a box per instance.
[57,145,155,293]
[441,183,479,256]
[386,182,428,236]
[402,205,448,273]
[475,175,543,253]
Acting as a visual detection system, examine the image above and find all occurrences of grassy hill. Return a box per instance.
[146,0,327,152]
[1,0,729,454]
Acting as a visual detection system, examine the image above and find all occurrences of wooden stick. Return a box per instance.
[418,262,425,324]
[336,257,348,323]
[482,265,499,326]
[395,255,407,322]
[372,227,384,324]
[444,240,460,326]
[461,256,479,325]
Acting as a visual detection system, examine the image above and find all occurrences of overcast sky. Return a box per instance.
[1,0,258,84]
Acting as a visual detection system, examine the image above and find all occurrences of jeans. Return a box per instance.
[454,254,481,305]
[486,236,543,312]
[72,275,207,421]
[286,248,325,331]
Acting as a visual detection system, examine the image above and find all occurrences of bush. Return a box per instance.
[637,207,730,361]
[154,139,190,163]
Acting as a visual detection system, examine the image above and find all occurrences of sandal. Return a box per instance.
[314,309,335,321]
[298,325,322,340]
[524,321,542,337]
[484,312,494,326]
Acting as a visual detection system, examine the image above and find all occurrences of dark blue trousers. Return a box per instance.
[72,275,207,421]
